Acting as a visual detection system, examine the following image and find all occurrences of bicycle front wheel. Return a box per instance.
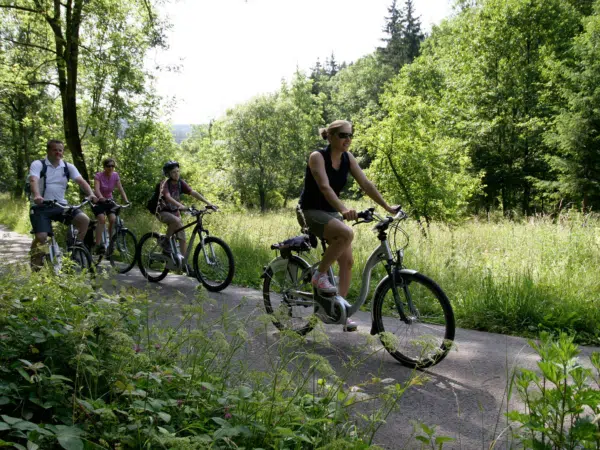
[109,229,137,274]
[262,256,314,336]
[372,271,455,369]
[137,232,169,282]
[66,246,93,274]
[193,236,234,292]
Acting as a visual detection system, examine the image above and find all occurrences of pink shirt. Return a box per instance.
[94,171,120,199]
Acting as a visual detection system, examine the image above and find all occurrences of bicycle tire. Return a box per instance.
[372,271,455,369]
[193,236,235,292]
[67,246,93,274]
[109,229,137,274]
[137,232,169,282]
[262,255,314,335]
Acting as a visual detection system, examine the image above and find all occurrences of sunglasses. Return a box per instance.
[337,132,354,139]
[105,165,116,168]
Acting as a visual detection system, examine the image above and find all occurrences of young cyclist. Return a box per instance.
[157,161,217,257]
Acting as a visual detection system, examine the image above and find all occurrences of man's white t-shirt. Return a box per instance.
[28,158,81,204]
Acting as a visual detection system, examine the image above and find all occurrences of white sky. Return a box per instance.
[148,0,454,124]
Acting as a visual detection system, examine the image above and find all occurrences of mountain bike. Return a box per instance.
[87,201,137,273]
[262,207,455,369]
[137,206,235,291]
[33,199,93,275]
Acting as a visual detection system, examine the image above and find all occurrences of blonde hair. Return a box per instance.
[319,120,352,140]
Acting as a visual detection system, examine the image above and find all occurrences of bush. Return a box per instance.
[507,332,600,449]
[0,267,411,448]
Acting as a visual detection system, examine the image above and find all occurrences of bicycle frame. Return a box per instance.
[270,209,414,325]
[163,210,213,269]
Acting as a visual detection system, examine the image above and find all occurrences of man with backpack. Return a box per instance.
[154,160,217,258]
[28,139,98,269]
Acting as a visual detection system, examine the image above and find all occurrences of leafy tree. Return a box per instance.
[542,1,600,210]
[359,60,481,224]
[220,73,322,211]
[0,0,168,181]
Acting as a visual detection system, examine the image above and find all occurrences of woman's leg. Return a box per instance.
[336,245,354,298]
[318,219,354,274]
[107,213,116,239]
[95,213,106,245]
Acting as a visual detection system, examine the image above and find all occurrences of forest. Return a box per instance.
[1,0,598,224]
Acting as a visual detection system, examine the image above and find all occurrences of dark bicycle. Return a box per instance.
[137,206,235,291]
[86,201,137,273]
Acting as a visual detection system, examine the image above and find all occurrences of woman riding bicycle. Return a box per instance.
[92,158,130,254]
[157,161,217,258]
[297,120,398,332]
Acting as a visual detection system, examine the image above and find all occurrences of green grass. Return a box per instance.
[2,194,599,344]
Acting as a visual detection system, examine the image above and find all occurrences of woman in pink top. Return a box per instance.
[92,158,130,254]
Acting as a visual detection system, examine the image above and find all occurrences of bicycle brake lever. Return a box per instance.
[352,220,367,226]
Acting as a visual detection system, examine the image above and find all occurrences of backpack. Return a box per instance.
[25,159,70,199]
[146,179,183,215]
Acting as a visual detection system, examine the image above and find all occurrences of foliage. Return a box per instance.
[542,1,600,211]
[0,262,417,448]
[0,0,172,193]
[216,71,323,211]
[507,332,600,449]
[358,59,481,223]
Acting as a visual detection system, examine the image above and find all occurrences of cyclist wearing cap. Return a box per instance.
[28,139,98,269]
[297,120,398,331]
[157,161,217,256]
[91,157,130,254]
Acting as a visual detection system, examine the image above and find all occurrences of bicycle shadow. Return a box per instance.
[259,322,533,449]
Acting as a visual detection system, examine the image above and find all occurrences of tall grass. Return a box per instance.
[2,194,599,343]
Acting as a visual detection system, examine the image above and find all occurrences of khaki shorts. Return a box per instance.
[297,209,342,239]
[158,211,186,240]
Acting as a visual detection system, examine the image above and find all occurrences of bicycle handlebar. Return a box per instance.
[352,206,407,228]
[42,199,90,210]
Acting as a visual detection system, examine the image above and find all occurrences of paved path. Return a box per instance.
[1,224,598,449]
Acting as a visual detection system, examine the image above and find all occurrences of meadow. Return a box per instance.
[2,195,599,344]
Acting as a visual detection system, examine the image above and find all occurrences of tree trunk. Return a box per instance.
[46,0,89,181]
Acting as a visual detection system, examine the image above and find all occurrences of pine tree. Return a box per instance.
[403,0,425,64]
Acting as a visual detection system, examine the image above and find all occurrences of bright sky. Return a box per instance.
[149,0,454,124]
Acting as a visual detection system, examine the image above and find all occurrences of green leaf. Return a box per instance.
[56,426,84,450]
[1,415,22,425]
[157,412,171,423]
[57,436,83,450]
[0,397,9,406]
[212,417,230,427]
[0,423,10,431]
[49,375,73,383]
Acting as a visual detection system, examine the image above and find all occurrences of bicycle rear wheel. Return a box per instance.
[193,236,234,292]
[262,256,314,335]
[372,271,455,369]
[109,229,137,274]
[137,232,169,282]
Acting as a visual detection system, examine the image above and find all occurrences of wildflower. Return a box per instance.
[134,344,142,353]
[32,317,38,322]
[177,399,184,407]
[224,412,232,419]
[154,343,161,350]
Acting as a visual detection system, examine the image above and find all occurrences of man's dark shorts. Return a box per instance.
[29,204,83,234]
[91,200,118,217]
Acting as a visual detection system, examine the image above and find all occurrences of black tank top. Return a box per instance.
[299,146,350,212]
